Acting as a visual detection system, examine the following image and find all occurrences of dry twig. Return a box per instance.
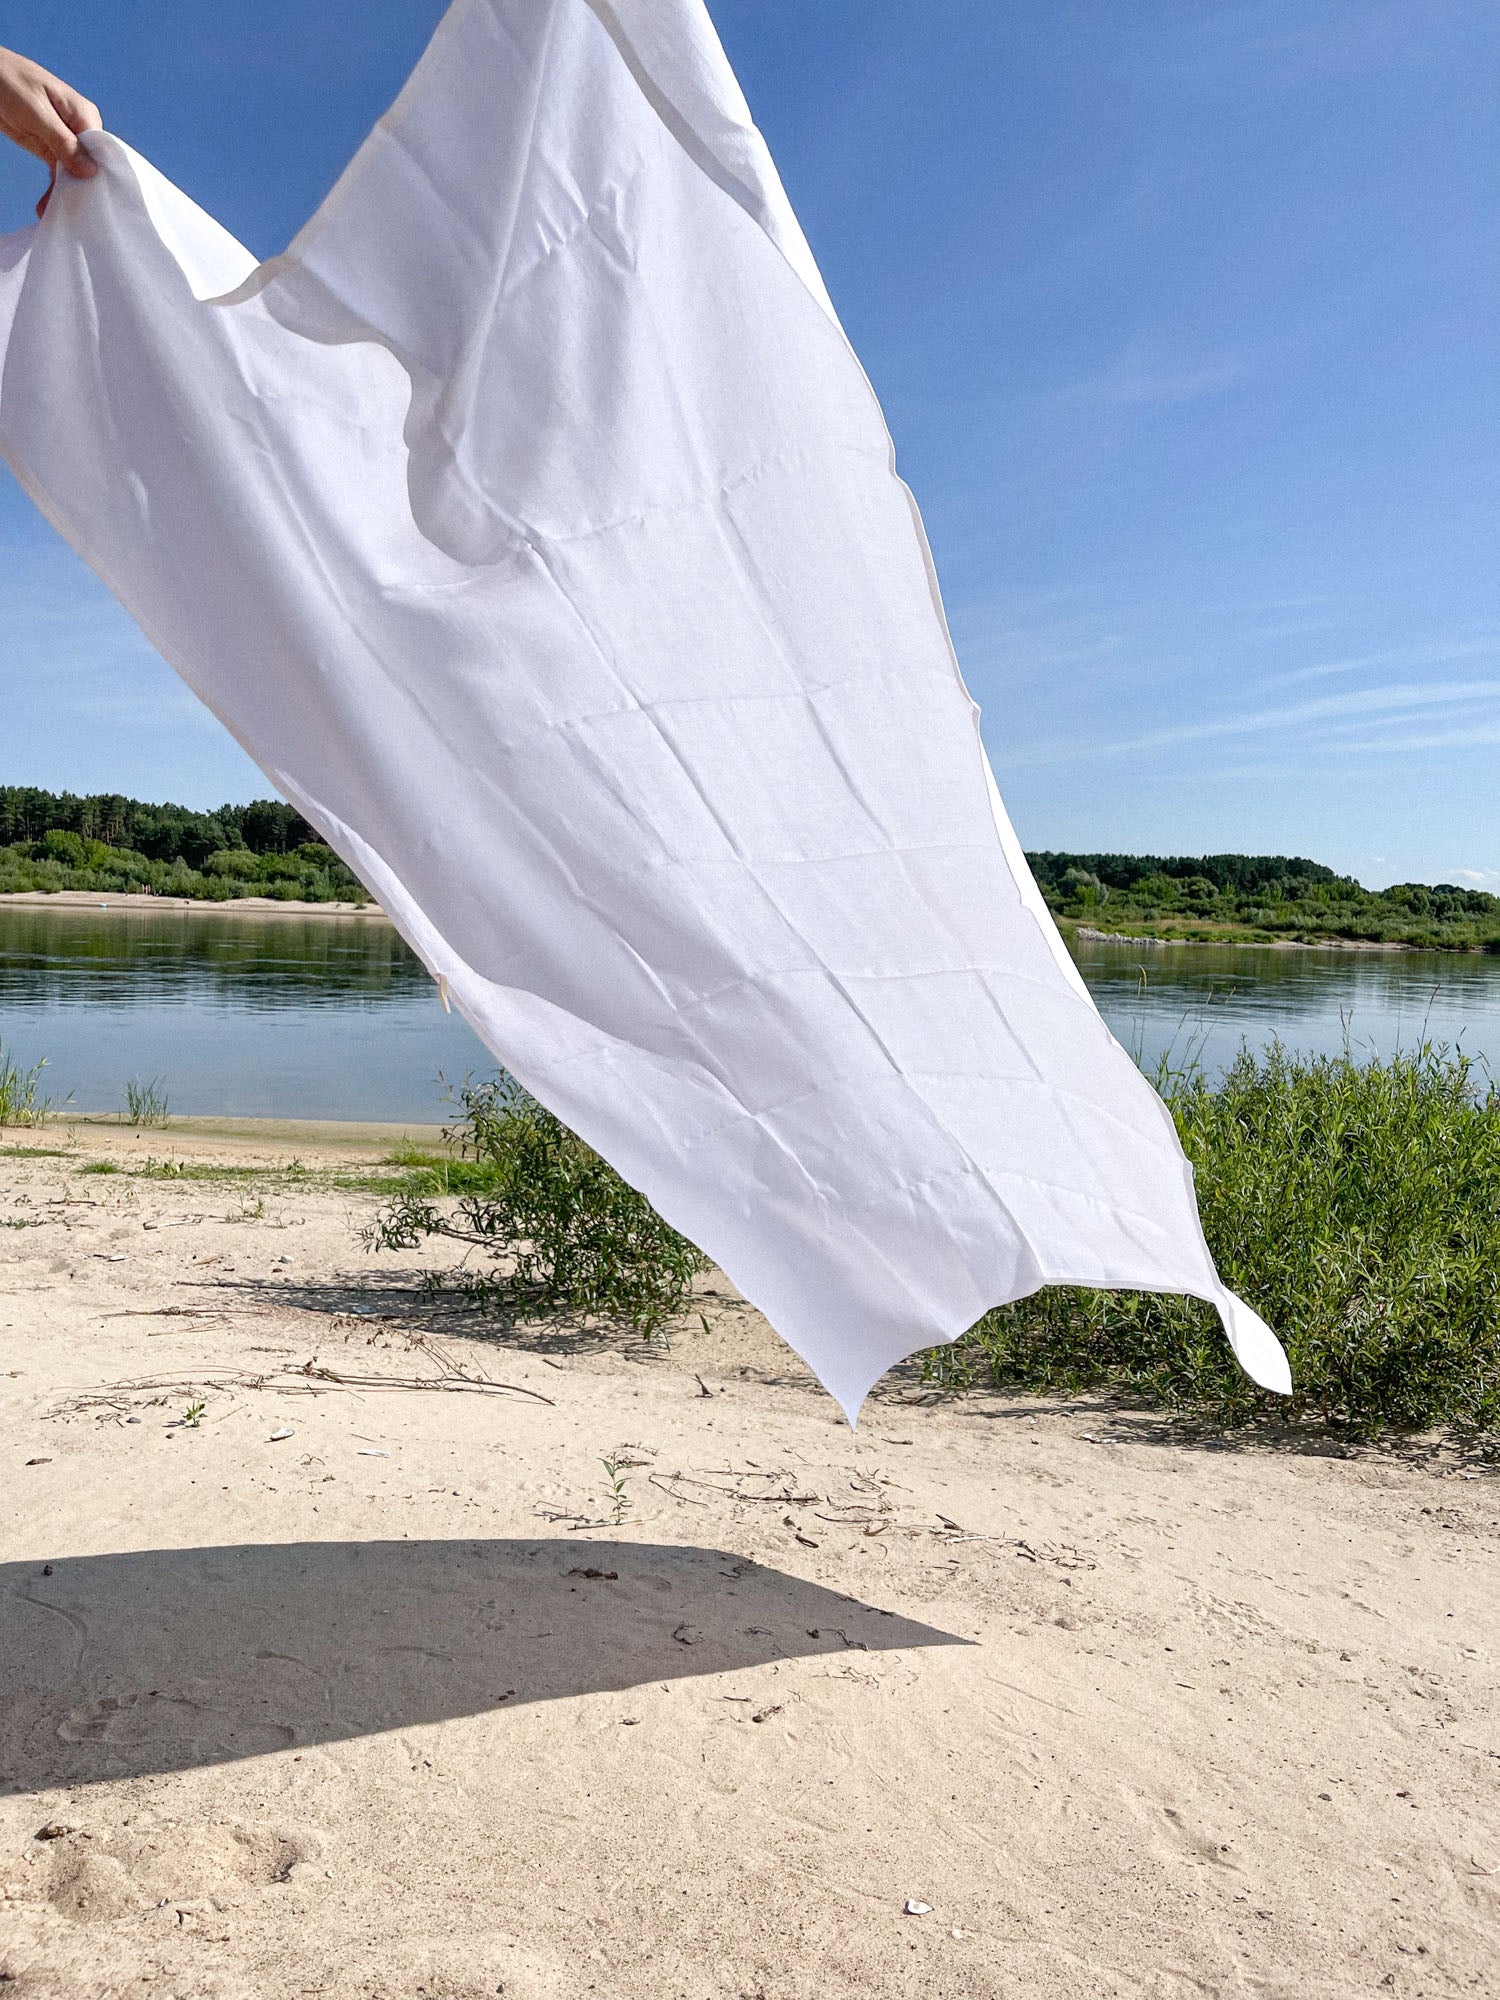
[65,1354,554,1411]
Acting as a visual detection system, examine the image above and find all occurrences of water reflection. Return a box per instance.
[0,902,428,1004]
[0,904,484,1121]
[1076,935,1500,1079]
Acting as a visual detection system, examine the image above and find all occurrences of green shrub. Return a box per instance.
[41,828,86,865]
[201,848,263,879]
[369,1075,705,1340]
[928,1043,1500,1439]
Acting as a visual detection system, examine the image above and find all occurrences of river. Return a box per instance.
[1,902,1496,1123]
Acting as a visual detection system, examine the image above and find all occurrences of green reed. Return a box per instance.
[0,1040,56,1128]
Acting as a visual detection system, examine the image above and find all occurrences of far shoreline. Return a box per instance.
[1063,921,1493,958]
[0,888,386,919]
[3,889,1495,957]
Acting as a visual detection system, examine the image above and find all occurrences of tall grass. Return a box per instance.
[0,1041,55,1127]
[123,1076,170,1126]
[927,1043,1500,1438]
[369,1074,705,1340]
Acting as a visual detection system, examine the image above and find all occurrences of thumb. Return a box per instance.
[53,126,98,181]
[47,84,101,178]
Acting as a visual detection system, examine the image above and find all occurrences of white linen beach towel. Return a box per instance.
[0,0,1290,1416]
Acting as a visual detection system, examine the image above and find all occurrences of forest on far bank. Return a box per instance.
[1031,850,1500,950]
[2,786,1496,945]
[0,785,368,903]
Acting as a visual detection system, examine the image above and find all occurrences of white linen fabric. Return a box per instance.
[0,0,1291,1416]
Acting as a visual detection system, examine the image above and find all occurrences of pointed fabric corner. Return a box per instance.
[0,0,1290,1416]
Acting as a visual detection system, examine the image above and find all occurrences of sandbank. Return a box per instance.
[0,891,383,919]
[1,1121,1496,1996]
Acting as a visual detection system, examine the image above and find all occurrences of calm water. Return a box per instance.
[1079,933,1500,1081]
[2,903,1498,1122]
[0,904,482,1123]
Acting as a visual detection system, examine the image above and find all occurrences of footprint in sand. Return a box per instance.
[229,1824,315,1886]
[1156,1803,1242,1870]
[44,1848,143,1925]
[56,1689,293,1757]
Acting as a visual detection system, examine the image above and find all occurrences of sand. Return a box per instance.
[0,893,383,918]
[1068,925,1418,955]
[2,1120,1497,1998]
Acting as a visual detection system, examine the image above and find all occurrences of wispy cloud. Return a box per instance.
[1261,637,1500,689]
[1236,616,1343,645]
[1318,721,1500,755]
[980,630,1126,681]
[62,687,210,727]
[1011,678,1500,767]
[1069,351,1259,409]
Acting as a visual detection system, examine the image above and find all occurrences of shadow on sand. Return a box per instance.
[1,1538,965,1794]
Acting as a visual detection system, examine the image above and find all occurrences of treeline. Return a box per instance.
[0,785,315,863]
[1027,850,1500,949]
[0,786,369,904]
[3,785,1493,942]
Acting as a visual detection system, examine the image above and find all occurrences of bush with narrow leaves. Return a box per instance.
[927,1044,1500,1439]
[369,1074,704,1340]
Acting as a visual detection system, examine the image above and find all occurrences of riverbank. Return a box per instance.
[1033,853,1500,954]
[7,891,1498,956]
[43,1111,448,1160]
[2,1121,1496,1997]
[0,890,381,918]
[1066,919,1476,954]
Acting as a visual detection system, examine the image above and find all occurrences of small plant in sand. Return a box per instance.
[123,1076,170,1126]
[368,1073,705,1341]
[930,1041,1500,1440]
[182,1399,207,1429]
[0,1041,56,1128]
[601,1452,631,1526]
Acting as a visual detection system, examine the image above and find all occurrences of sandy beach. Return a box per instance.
[1068,925,1423,956]
[2,1119,1497,1998]
[0,892,382,919]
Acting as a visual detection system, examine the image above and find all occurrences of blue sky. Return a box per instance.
[0,0,1494,887]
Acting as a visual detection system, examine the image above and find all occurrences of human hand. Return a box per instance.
[0,47,101,218]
